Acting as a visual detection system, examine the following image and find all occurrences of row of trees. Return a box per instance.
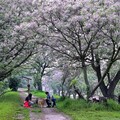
[31,0,120,99]
[0,0,120,99]
[0,0,39,81]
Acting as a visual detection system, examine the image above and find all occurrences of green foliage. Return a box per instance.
[0,81,8,94]
[59,98,89,110]
[58,96,67,101]
[57,98,120,120]
[31,90,46,98]
[8,77,20,91]
[107,99,120,111]
[70,79,77,87]
[31,109,41,113]
[90,102,106,111]
[31,90,60,99]
[0,92,29,120]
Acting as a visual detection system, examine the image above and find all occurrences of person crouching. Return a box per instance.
[24,93,33,108]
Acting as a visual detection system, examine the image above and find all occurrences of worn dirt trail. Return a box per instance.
[41,107,71,120]
[18,88,71,120]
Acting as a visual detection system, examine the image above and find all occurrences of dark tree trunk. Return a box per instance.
[82,60,90,100]
[90,55,113,98]
[74,86,84,99]
[95,65,108,97]
[91,54,108,97]
[58,89,61,96]
[107,70,120,99]
[118,95,120,104]
[37,79,42,91]
[61,85,65,97]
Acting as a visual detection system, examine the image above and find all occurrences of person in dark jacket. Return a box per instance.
[51,95,56,107]
[45,92,51,107]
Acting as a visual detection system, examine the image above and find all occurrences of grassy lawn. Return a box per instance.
[0,91,29,120]
[31,90,60,99]
[31,91,120,120]
[31,90,46,98]
[57,98,120,120]
[61,110,120,120]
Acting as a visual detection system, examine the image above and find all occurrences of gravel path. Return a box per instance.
[18,88,71,120]
[41,107,71,120]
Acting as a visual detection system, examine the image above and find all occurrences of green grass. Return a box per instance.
[31,90,60,99]
[31,91,46,98]
[57,98,120,120]
[0,91,29,120]
[31,91,120,120]
[31,109,41,113]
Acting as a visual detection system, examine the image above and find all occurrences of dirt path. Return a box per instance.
[18,88,42,120]
[18,88,71,120]
[41,107,71,120]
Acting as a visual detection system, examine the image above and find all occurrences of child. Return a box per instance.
[24,93,33,108]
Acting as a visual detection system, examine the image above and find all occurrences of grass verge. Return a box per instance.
[57,98,120,120]
[0,91,29,120]
[31,91,120,120]
[31,90,60,99]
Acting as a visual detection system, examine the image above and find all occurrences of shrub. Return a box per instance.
[0,81,8,95]
[58,96,66,101]
[90,102,106,111]
[8,77,20,91]
[107,99,120,111]
[60,98,89,110]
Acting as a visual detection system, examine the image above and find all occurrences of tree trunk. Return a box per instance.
[91,54,108,97]
[37,79,42,91]
[107,70,120,99]
[95,65,108,97]
[82,61,91,100]
[61,84,65,97]
[90,61,113,97]
[58,89,61,96]
[74,86,84,99]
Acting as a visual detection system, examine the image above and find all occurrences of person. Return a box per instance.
[45,92,51,107]
[51,95,56,107]
[24,93,33,108]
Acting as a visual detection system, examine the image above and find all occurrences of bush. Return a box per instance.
[58,97,120,111]
[59,98,89,110]
[107,99,120,111]
[58,96,66,101]
[8,77,20,91]
[90,102,106,111]
[0,81,8,95]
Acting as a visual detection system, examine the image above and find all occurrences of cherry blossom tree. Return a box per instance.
[34,0,120,99]
[1,0,119,99]
[0,0,39,81]
[31,53,49,91]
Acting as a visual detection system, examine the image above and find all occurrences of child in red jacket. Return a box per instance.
[24,93,33,108]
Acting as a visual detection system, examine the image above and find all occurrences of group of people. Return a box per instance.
[45,91,56,107]
[23,92,56,108]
